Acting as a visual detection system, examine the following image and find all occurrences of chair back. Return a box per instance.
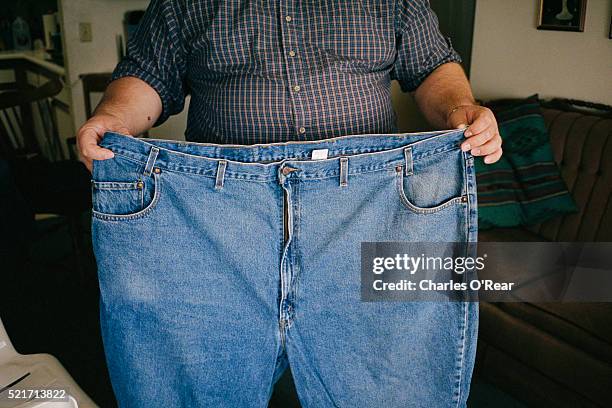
[80,73,111,119]
[0,79,64,162]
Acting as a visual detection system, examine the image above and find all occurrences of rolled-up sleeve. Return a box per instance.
[111,0,187,126]
[391,0,462,92]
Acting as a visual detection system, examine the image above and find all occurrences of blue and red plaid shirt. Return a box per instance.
[112,0,461,143]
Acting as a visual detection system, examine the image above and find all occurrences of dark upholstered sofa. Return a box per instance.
[477,100,612,407]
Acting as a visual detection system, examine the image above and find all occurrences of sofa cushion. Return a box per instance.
[477,96,577,230]
[479,302,612,407]
[529,106,612,241]
[497,302,612,365]
[479,227,545,242]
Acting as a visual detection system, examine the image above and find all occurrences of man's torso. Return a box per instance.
[181,0,399,143]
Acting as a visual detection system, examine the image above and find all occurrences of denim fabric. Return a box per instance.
[92,129,478,408]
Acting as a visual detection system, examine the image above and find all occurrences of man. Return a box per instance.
[79,1,501,407]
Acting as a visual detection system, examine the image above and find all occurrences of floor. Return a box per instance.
[1,214,526,408]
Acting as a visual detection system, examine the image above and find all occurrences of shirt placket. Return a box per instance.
[279,1,308,139]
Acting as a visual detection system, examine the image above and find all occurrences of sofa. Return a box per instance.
[477,99,612,407]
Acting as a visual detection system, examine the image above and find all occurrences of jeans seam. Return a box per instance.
[91,181,141,190]
[463,153,476,242]
[292,181,302,320]
[454,300,470,407]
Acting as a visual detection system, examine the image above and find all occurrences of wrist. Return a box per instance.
[445,101,478,125]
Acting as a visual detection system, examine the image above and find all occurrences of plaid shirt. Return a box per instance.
[112,0,461,143]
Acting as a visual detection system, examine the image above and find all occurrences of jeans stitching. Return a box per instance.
[292,181,302,321]
[454,301,470,407]
[463,153,477,242]
[91,181,141,190]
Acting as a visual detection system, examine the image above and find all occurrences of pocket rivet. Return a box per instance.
[395,165,402,173]
[153,167,161,174]
[461,196,468,202]
[137,181,144,189]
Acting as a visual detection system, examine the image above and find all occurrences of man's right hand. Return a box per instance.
[77,113,130,172]
[76,77,163,172]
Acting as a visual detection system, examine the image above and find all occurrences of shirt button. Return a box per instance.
[293,85,301,92]
[285,15,292,22]
[298,127,306,134]
[288,50,296,57]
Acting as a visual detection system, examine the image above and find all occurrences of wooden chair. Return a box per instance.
[81,73,113,120]
[0,79,92,278]
[0,78,65,161]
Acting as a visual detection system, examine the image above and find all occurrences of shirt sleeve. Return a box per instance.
[391,0,462,92]
[110,0,188,126]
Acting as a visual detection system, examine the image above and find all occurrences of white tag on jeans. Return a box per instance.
[311,149,329,160]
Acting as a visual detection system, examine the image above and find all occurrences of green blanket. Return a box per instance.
[475,99,577,229]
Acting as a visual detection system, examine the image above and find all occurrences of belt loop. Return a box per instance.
[339,157,349,187]
[404,147,413,176]
[215,160,227,189]
[143,146,160,177]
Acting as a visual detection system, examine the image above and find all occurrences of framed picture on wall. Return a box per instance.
[538,0,587,32]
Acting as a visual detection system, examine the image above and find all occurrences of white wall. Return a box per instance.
[58,0,188,139]
[470,0,612,105]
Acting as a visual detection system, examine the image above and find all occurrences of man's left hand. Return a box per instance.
[447,105,502,164]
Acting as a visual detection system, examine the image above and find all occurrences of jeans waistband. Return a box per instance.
[99,129,467,182]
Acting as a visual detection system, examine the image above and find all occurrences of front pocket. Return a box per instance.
[90,153,162,221]
[395,164,467,215]
[92,180,144,215]
[91,172,160,221]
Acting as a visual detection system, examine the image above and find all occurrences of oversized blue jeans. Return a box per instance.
[91,129,478,407]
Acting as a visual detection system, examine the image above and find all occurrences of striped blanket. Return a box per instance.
[475,99,577,229]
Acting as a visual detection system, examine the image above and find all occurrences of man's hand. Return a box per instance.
[76,76,163,172]
[77,113,129,172]
[447,105,502,164]
[412,63,503,165]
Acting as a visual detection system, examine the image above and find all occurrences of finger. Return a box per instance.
[80,141,115,161]
[78,128,114,161]
[448,110,469,129]
[464,113,494,137]
[461,129,496,151]
[484,148,503,164]
[81,143,115,160]
[471,136,502,156]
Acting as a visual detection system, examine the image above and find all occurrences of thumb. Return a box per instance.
[447,107,470,129]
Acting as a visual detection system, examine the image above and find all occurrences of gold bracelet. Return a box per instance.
[448,104,474,117]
